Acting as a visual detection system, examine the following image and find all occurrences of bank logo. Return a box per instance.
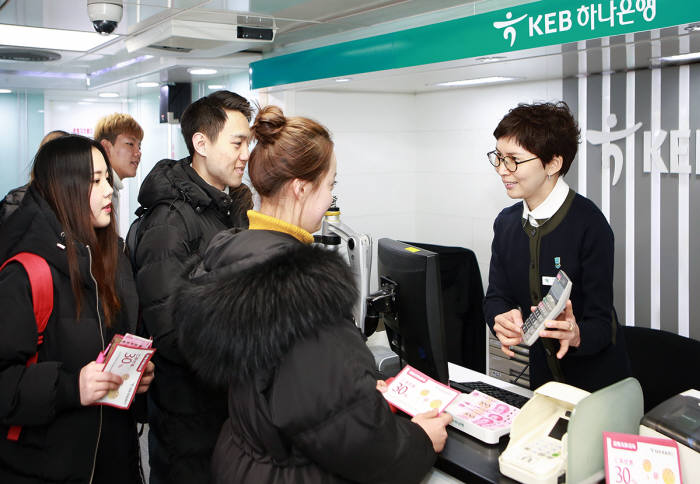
[493,12,527,47]
[492,2,657,49]
[587,113,695,181]
[587,114,642,185]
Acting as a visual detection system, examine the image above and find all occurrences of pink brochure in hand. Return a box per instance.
[96,333,155,410]
[382,365,459,417]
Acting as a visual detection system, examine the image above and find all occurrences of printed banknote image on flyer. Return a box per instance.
[445,391,520,444]
[383,365,460,416]
[96,334,155,410]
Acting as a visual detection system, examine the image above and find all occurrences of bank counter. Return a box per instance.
[422,363,698,484]
[422,364,532,484]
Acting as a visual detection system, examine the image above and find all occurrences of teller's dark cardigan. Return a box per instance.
[483,190,631,392]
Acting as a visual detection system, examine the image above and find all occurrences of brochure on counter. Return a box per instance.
[604,432,683,484]
[95,333,155,410]
[382,365,521,443]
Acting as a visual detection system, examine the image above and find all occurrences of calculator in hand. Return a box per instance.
[521,270,572,346]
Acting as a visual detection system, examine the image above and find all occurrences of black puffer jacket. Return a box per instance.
[0,188,142,484]
[132,157,251,484]
[176,229,436,484]
[0,183,28,228]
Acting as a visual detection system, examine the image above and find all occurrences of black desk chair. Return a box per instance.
[622,326,700,413]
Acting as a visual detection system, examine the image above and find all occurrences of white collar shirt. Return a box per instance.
[522,177,569,228]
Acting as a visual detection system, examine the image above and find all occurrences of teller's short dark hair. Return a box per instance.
[493,101,580,175]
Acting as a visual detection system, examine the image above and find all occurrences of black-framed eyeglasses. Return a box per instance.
[487,150,539,172]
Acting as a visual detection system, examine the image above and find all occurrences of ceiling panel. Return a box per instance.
[3,0,697,97]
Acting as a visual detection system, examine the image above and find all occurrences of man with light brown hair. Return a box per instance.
[94,113,144,224]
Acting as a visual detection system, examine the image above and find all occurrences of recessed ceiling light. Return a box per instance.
[98,92,119,98]
[432,76,522,88]
[137,81,159,88]
[14,70,85,79]
[90,55,152,78]
[659,51,700,63]
[207,84,225,89]
[0,24,117,52]
[475,56,506,63]
[335,78,351,83]
[0,89,12,94]
[188,68,218,75]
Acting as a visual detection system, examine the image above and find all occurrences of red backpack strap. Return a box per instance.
[0,252,53,441]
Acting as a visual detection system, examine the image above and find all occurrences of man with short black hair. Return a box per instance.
[130,91,253,484]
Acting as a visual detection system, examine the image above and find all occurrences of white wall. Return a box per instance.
[283,79,563,289]
[294,90,420,241]
[35,78,563,287]
[0,91,43,199]
[413,79,563,287]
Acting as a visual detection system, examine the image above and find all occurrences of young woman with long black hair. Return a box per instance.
[0,135,153,483]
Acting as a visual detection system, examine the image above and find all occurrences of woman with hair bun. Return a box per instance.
[0,135,153,483]
[176,105,450,483]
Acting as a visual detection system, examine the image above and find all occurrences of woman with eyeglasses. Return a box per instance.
[483,102,631,393]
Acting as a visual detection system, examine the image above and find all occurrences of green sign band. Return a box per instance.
[250,0,700,89]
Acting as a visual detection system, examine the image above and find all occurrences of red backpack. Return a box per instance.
[0,252,53,441]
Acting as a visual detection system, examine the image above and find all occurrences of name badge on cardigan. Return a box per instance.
[542,276,555,286]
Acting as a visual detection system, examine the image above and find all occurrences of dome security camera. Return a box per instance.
[87,0,123,35]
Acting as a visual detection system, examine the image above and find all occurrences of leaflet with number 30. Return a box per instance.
[383,365,460,416]
[96,344,155,409]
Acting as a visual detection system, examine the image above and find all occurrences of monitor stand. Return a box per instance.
[367,330,401,378]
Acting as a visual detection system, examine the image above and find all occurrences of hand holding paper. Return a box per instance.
[79,361,123,406]
[383,365,460,416]
[137,361,155,394]
[95,333,156,409]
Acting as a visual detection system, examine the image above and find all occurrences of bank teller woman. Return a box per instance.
[483,102,631,393]
[176,105,451,484]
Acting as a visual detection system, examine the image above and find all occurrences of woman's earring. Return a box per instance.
[547,174,552,180]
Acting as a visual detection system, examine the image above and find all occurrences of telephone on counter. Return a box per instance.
[499,382,590,484]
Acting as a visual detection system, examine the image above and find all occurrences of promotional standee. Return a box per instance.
[604,432,683,484]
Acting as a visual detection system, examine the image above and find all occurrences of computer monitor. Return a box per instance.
[402,241,486,373]
[376,238,449,383]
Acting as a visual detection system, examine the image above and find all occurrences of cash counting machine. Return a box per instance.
[499,378,644,484]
